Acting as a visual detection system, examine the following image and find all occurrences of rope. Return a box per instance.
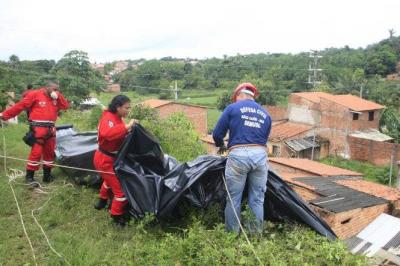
[31,183,73,266]
[0,154,114,175]
[1,121,38,266]
[221,172,263,266]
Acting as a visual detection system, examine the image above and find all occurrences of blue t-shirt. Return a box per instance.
[212,99,272,148]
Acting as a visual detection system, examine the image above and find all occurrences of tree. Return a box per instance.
[52,50,106,105]
[217,91,231,111]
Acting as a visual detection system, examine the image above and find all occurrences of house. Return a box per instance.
[140,99,208,136]
[273,91,398,165]
[263,105,288,125]
[268,121,330,160]
[104,83,121,93]
[269,157,400,239]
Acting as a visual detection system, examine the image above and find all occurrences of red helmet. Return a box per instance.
[231,82,259,103]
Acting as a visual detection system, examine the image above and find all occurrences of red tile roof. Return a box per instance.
[140,99,207,109]
[269,157,363,177]
[293,92,332,103]
[140,99,172,108]
[323,94,384,111]
[269,122,312,141]
[294,92,385,111]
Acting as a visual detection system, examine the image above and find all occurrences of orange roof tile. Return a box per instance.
[140,99,172,108]
[335,179,400,201]
[322,94,385,111]
[269,157,363,177]
[294,92,385,111]
[277,171,316,190]
[293,92,332,103]
[269,122,312,141]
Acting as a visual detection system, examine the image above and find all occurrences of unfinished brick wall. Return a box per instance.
[288,94,320,125]
[157,103,208,136]
[314,204,390,239]
[263,105,288,121]
[348,136,400,166]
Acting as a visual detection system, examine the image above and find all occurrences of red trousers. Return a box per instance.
[93,150,128,216]
[26,127,56,171]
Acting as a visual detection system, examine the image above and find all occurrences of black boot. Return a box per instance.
[26,170,39,188]
[43,167,55,183]
[94,198,108,210]
[111,214,127,228]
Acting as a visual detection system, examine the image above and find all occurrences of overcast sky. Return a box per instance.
[0,0,399,62]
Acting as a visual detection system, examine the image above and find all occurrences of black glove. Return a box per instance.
[217,145,227,155]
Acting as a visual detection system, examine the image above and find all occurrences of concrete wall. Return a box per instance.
[157,103,208,136]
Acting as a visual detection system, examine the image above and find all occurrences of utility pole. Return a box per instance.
[359,84,363,99]
[308,50,323,90]
[174,81,178,101]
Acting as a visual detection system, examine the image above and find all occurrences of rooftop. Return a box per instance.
[269,157,362,176]
[269,122,312,142]
[140,99,172,108]
[294,92,385,111]
[350,129,393,142]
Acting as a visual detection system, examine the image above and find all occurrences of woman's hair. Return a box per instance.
[108,95,131,113]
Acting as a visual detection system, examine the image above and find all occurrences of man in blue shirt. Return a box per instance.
[213,82,271,234]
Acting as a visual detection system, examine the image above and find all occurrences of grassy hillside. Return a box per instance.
[0,112,367,265]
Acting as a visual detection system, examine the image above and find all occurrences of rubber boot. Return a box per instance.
[43,167,55,183]
[26,170,39,188]
[111,214,127,228]
[94,198,108,210]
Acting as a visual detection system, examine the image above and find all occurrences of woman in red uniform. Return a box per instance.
[93,95,135,227]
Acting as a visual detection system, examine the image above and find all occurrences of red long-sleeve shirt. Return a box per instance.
[2,88,69,121]
[97,110,128,153]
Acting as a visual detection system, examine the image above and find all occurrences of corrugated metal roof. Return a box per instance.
[350,129,393,142]
[347,213,400,263]
[296,176,388,213]
[285,136,322,152]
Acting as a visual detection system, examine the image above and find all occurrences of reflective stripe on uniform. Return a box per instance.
[114,197,127,202]
[42,160,54,164]
[27,162,40,166]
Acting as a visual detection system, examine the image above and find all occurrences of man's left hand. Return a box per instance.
[50,91,58,100]
[217,145,227,155]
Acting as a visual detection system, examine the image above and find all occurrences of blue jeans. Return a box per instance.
[224,146,268,233]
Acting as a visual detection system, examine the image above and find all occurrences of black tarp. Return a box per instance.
[114,125,336,240]
[56,124,336,240]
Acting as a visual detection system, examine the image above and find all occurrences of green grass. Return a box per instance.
[207,108,222,133]
[320,156,394,185]
[0,117,367,265]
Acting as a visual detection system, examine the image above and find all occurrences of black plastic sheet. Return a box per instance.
[115,125,337,240]
[56,124,336,240]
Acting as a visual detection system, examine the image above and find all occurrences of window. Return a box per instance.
[353,113,359,120]
[272,145,280,156]
[368,111,374,121]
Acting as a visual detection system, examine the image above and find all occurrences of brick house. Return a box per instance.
[104,83,121,93]
[284,92,397,165]
[141,99,208,136]
[269,157,400,239]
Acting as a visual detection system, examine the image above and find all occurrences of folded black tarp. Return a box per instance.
[56,124,336,240]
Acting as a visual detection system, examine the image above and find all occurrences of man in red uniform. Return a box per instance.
[93,95,135,227]
[0,80,69,187]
